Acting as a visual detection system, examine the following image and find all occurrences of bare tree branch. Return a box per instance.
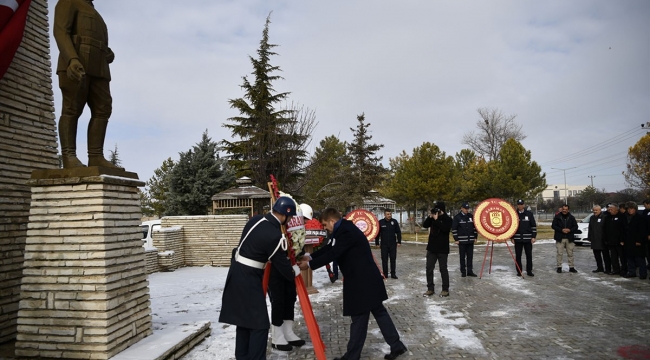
[462,107,526,161]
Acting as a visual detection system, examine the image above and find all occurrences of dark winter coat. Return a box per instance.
[512,210,537,243]
[451,211,477,243]
[422,213,453,253]
[309,219,388,316]
[603,212,625,247]
[588,212,606,250]
[551,212,579,242]
[623,212,647,257]
[375,218,402,247]
[641,208,650,239]
[219,213,295,329]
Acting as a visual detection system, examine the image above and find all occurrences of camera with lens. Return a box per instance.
[431,208,441,215]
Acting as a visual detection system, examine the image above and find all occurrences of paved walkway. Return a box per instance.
[271,241,650,360]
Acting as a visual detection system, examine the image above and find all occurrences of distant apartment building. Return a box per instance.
[540,184,589,203]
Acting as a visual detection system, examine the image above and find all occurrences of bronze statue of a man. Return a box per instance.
[53,0,121,169]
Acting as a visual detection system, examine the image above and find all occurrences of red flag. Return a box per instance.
[0,0,32,80]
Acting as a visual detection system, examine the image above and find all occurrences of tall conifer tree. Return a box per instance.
[222,14,310,189]
[347,113,387,205]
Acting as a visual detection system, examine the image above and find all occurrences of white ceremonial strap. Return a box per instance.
[235,217,269,269]
[235,252,266,269]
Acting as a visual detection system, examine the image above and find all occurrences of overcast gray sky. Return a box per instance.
[47,0,649,193]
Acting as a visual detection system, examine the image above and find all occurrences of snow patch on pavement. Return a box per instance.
[426,302,485,352]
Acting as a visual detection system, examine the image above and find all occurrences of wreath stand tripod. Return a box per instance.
[479,237,524,279]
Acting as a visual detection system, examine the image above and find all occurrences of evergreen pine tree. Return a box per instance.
[302,135,351,210]
[347,113,387,206]
[109,144,121,167]
[221,14,312,189]
[144,157,176,217]
[167,130,235,215]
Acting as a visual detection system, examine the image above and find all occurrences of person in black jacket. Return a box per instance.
[219,197,301,360]
[551,204,579,273]
[622,201,648,279]
[511,199,537,277]
[298,208,408,360]
[375,210,402,279]
[603,204,625,275]
[452,202,478,277]
[588,205,610,273]
[422,201,453,297]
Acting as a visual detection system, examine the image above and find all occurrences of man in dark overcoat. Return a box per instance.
[622,201,648,279]
[219,197,301,360]
[588,205,610,273]
[298,208,407,360]
[603,204,626,275]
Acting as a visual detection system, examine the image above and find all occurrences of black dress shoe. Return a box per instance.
[384,347,407,360]
[288,339,305,346]
[467,272,477,277]
[333,356,348,360]
[390,274,398,279]
[527,272,535,277]
[569,268,578,273]
[461,273,467,277]
[271,343,292,351]
[592,269,604,273]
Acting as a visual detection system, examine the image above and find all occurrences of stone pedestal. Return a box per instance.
[15,170,152,359]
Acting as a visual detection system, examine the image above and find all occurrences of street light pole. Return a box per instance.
[552,167,576,204]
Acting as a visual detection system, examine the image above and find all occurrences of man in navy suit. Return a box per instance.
[298,208,407,360]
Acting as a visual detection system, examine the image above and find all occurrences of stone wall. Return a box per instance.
[161,216,248,267]
[151,227,184,271]
[0,0,58,344]
[144,249,159,275]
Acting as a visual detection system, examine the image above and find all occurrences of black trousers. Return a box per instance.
[381,243,397,276]
[346,304,404,360]
[618,244,628,274]
[514,242,533,273]
[608,245,622,273]
[235,326,268,360]
[426,252,449,291]
[593,249,612,272]
[458,243,474,274]
[268,269,297,326]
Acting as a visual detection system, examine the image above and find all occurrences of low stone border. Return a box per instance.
[111,321,211,360]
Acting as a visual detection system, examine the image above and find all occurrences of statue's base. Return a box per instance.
[31,166,139,180]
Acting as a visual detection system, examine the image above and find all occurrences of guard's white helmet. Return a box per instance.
[299,203,313,220]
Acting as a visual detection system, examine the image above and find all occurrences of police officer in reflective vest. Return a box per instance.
[219,197,301,360]
[511,199,537,277]
[452,202,478,277]
[375,210,402,279]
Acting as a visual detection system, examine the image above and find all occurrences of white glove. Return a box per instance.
[292,265,301,277]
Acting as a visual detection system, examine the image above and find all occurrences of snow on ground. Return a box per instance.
[148,266,234,360]
[148,265,344,360]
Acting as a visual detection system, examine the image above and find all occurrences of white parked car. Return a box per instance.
[141,220,161,248]
[574,214,591,246]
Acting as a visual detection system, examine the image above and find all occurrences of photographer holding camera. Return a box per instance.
[422,202,453,297]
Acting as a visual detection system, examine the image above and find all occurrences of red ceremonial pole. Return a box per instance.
[266,175,326,360]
